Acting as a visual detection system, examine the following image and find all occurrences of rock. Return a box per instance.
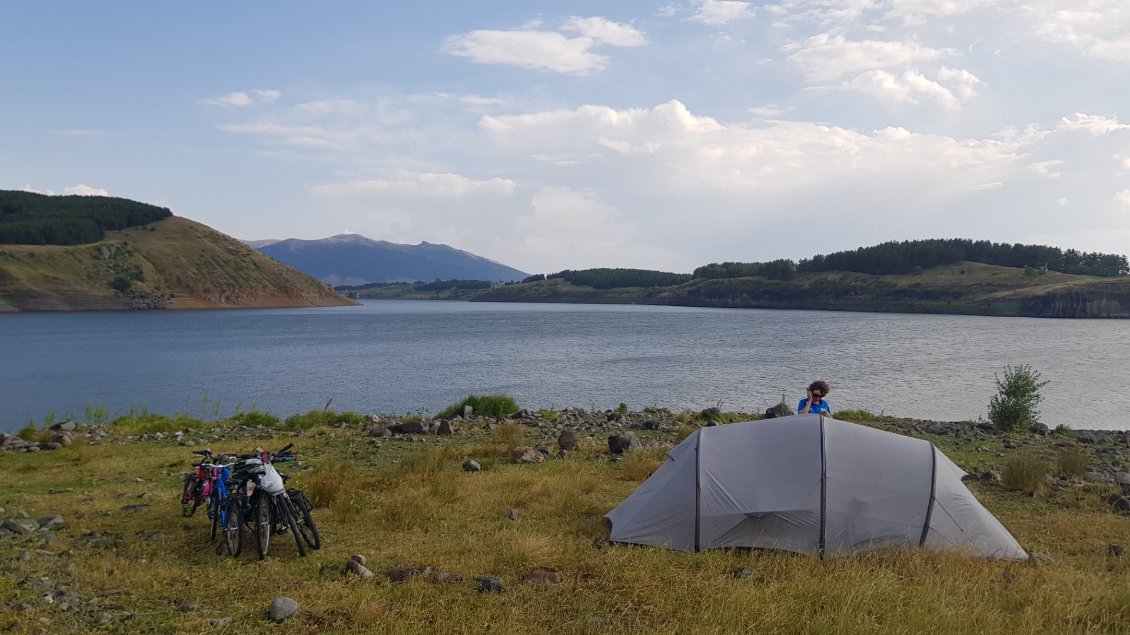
[3,519,40,534]
[607,432,642,455]
[763,403,793,419]
[53,434,73,448]
[210,618,233,627]
[1111,497,1130,512]
[345,560,374,578]
[389,422,425,434]
[475,576,504,593]
[592,538,608,549]
[520,569,560,584]
[535,445,551,456]
[436,420,453,436]
[120,504,150,513]
[172,597,201,613]
[1083,471,1111,483]
[434,572,463,584]
[981,470,1002,482]
[49,420,76,432]
[1113,472,1130,486]
[39,442,63,451]
[97,612,115,625]
[37,515,64,529]
[268,596,300,622]
[368,426,391,438]
[1108,544,1124,557]
[513,447,544,463]
[462,405,474,419]
[730,567,764,580]
[385,567,431,583]
[462,459,482,472]
[558,430,578,451]
[507,508,519,521]
[350,554,367,565]
[1028,552,1053,566]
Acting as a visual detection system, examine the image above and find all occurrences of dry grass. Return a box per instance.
[1,428,1127,634]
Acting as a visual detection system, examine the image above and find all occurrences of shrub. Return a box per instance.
[1002,451,1050,492]
[1052,424,1075,438]
[17,421,38,441]
[228,410,280,427]
[283,410,363,430]
[836,409,878,423]
[110,413,204,435]
[988,364,1049,433]
[1056,446,1090,478]
[615,402,629,414]
[437,394,519,419]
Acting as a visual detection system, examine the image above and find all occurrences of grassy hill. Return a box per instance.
[0,216,357,311]
[476,262,1130,318]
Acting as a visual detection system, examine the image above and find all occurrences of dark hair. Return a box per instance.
[808,380,830,396]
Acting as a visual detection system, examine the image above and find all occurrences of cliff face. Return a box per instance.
[0,217,358,312]
[1019,291,1130,318]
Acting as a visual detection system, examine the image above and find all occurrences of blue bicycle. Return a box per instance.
[194,449,243,557]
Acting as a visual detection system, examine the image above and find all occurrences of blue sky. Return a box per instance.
[4,1,1129,274]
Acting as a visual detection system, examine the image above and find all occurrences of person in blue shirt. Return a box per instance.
[798,380,832,416]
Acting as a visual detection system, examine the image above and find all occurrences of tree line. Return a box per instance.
[547,268,693,289]
[0,191,172,245]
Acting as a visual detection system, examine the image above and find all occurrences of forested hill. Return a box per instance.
[0,190,172,245]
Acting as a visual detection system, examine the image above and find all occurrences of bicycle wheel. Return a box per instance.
[254,494,271,560]
[208,493,220,541]
[221,498,243,557]
[291,492,321,550]
[279,496,306,557]
[180,476,201,517]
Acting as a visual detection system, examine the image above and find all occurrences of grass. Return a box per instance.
[1002,451,1051,493]
[1,418,1127,634]
[436,394,520,419]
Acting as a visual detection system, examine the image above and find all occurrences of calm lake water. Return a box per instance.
[1,300,1128,431]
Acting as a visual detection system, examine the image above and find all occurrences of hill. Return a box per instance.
[0,215,357,312]
[475,262,1130,318]
[251,234,529,285]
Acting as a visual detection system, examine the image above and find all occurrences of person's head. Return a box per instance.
[808,380,830,401]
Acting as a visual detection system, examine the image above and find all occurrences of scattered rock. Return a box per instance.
[730,567,764,580]
[507,507,519,521]
[268,596,299,622]
[1028,552,1053,566]
[37,515,63,529]
[368,425,391,438]
[981,470,1002,482]
[346,560,374,578]
[475,576,504,593]
[558,430,578,451]
[513,447,544,463]
[210,618,233,627]
[1108,544,1124,557]
[763,403,793,419]
[436,420,453,436]
[462,459,482,472]
[172,597,201,613]
[592,538,608,549]
[120,504,150,513]
[520,569,560,584]
[389,422,425,434]
[1112,497,1130,512]
[350,554,367,565]
[1083,471,1111,483]
[2,519,40,534]
[434,572,463,584]
[386,567,431,583]
[607,432,642,455]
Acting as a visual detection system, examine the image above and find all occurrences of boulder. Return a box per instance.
[389,422,425,434]
[557,430,578,451]
[386,567,432,583]
[49,420,76,432]
[763,403,793,419]
[268,596,299,622]
[513,447,544,463]
[519,569,560,584]
[368,426,391,438]
[607,432,642,455]
[475,576,504,593]
[436,420,453,436]
[345,560,374,578]
[462,459,482,472]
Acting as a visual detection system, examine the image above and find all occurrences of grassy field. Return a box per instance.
[1,415,1128,634]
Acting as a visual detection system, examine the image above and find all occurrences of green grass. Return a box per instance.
[436,394,520,419]
[108,412,207,435]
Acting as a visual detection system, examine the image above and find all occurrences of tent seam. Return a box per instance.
[819,415,827,560]
[919,443,938,547]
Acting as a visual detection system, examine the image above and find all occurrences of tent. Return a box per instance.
[605,414,1026,560]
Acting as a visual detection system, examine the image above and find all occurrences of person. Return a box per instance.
[798,380,832,416]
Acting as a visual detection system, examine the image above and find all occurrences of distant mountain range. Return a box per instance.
[247,234,529,286]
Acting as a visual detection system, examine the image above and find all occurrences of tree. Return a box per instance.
[988,364,1049,433]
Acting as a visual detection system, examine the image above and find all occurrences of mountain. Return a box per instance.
[0,201,356,312]
[250,234,529,286]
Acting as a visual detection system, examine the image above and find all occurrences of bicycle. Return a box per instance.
[235,444,321,559]
[186,449,243,557]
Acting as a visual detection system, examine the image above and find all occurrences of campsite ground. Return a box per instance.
[1,409,1127,634]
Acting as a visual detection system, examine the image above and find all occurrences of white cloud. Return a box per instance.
[1058,113,1130,135]
[784,33,951,81]
[1056,196,1070,206]
[203,89,281,108]
[444,17,646,74]
[1026,0,1130,61]
[691,1,756,26]
[313,172,516,200]
[1117,190,1130,207]
[844,69,960,108]
[1028,160,1065,179]
[749,104,788,118]
[563,17,647,47]
[65,184,109,196]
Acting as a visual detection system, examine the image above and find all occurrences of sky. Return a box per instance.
[3,1,1130,275]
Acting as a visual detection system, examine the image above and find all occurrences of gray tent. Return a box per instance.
[605,414,1026,560]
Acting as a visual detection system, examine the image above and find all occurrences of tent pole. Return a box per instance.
[694,430,701,552]
[818,415,827,560]
[919,444,938,547]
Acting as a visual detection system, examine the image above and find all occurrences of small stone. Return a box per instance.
[37,515,64,528]
[513,447,544,463]
[592,538,608,549]
[268,596,299,622]
[385,567,431,583]
[434,572,463,584]
[520,569,560,584]
[507,508,519,521]
[120,504,150,513]
[1001,570,1016,583]
[350,554,367,565]
[1028,552,1053,566]
[462,459,482,472]
[172,597,200,613]
[210,618,233,627]
[730,567,764,580]
[346,560,374,578]
[475,576,504,593]
[1108,544,1124,557]
[97,612,114,625]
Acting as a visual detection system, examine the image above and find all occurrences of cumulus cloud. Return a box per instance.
[1026,0,1130,61]
[444,17,646,74]
[203,89,281,108]
[21,184,109,196]
[844,69,961,108]
[783,33,952,81]
[691,1,756,26]
[1117,190,1130,206]
[1057,113,1130,135]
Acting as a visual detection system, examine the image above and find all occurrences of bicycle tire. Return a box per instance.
[208,494,220,541]
[221,498,243,557]
[293,493,320,550]
[181,476,200,517]
[280,496,306,557]
[254,494,271,560]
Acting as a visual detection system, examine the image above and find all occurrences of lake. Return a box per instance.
[1,300,1127,431]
